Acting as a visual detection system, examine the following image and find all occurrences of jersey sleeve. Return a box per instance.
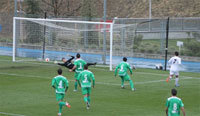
[180,100,184,107]
[65,79,69,87]
[165,99,169,107]
[51,78,56,87]
[91,72,95,86]
[58,63,65,66]
[168,58,173,65]
[74,60,78,66]
[178,58,181,65]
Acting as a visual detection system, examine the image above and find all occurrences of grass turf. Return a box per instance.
[0,56,199,116]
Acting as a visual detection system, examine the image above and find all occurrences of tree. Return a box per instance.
[81,0,98,47]
[41,0,82,17]
[25,0,41,17]
[24,0,43,44]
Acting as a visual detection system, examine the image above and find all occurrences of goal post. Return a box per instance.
[12,17,115,70]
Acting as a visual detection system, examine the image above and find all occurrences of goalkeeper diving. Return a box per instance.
[56,54,97,71]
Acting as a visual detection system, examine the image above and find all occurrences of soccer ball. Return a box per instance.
[54,61,58,64]
[45,58,50,62]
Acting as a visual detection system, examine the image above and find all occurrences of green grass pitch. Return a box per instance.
[0,56,199,116]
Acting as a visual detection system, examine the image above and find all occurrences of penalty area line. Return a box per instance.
[0,112,25,116]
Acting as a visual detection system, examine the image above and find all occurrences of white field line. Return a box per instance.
[0,112,25,116]
[0,72,199,87]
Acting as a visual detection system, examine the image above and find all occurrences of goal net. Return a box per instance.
[13,17,115,70]
[13,17,140,70]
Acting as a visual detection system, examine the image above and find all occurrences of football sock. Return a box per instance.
[87,96,91,104]
[58,102,66,113]
[129,80,134,89]
[84,96,88,103]
[74,81,78,90]
[121,78,124,87]
[175,78,179,85]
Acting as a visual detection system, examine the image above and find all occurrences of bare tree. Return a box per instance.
[40,0,82,17]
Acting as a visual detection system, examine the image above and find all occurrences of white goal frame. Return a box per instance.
[13,17,114,71]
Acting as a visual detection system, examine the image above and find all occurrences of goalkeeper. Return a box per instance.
[57,55,96,71]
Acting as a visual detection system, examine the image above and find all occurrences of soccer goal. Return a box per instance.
[13,17,115,70]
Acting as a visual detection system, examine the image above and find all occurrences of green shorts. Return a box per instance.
[81,87,91,95]
[74,72,80,79]
[120,74,131,81]
[56,93,65,101]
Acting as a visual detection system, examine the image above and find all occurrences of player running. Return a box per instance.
[165,88,186,116]
[114,57,135,91]
[51,68,71,116]
[70,53,87,91]
[57,55,96,71]
[77,65,95,109]
[166,51,182,87]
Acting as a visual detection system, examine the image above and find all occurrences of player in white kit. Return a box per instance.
[166,51,182,87]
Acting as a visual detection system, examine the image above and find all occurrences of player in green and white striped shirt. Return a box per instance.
[165,88,186,116]
[52,68,71,116]
[77,65,95,109]
[114,57,135,91]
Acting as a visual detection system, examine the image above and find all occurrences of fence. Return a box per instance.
[0,13,200,63]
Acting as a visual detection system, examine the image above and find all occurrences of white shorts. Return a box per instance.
[170,70,179,76]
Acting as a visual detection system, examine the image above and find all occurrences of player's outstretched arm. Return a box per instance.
[87,62,97,66]
[67,56,75,62]
[57,63,65,66]
[70,65,76,72]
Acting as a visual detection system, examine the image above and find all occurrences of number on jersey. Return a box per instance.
[173,59,177,64]
[58,80,63,88]
[172,103,178,113]
[83,74,88,83]
[78,63,82,70]
[120,64,124,72]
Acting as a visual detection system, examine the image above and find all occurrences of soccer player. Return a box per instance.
[58,56,75,69]
[58,55,97,71]
[70,53,87,91]
[165,88,186,116]
[166,51,182,87]
[114,57,135,91]
[52,68,71,116]
[77,65,95,109]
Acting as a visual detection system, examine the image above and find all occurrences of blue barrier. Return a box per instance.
[0,46,199,73]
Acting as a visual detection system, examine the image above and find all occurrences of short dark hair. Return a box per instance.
[171,88,177,96]
[62,57,65,60]
[123,57,127,62]
[84,64,88,70]
[76,53,80,58]
[175,51,179,56]
[57,68,62,75]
